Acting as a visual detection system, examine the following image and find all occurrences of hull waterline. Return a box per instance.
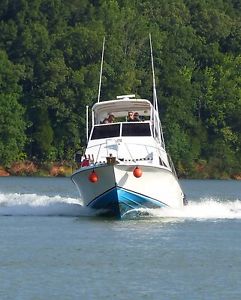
[88,186,169,218]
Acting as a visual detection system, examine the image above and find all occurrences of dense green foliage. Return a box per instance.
[0,50,26,165]
[0,0,240,177]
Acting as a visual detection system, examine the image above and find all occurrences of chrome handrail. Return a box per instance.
[85,140,171,169]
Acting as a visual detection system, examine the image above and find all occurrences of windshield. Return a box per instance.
[122,123,151,136]
[91,124,120,140]
[90,122,151,140]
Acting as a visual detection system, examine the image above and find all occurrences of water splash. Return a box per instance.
[0,193,93,216]
[1,193,241,220]
[122,198,241,220]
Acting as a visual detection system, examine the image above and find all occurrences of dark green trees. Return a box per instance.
[0,0,240,177]
[0,50,26,166]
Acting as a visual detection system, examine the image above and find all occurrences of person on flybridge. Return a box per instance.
[102,113,115,124]
[127,111,141,122]
[127,111,134,122]
[133,112,140,121]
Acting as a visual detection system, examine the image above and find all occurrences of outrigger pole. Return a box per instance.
[86,105,89,143]
[149,33,165,148]
[97,36,105,103]
[149,33,158,113]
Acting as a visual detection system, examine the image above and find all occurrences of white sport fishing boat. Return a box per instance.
[71,36,186,218]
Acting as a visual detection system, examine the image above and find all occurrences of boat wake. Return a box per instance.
[122,198,241,220]
[0,193,93,217]
[1,193,241,220]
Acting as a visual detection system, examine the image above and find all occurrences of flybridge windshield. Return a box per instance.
[90,123,151,140]
[122,123,151,136]
[91,124,120,140]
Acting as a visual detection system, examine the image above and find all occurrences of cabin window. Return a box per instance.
[91,124,120,140]
[122,123,151,137]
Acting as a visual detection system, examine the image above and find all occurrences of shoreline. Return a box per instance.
[0,161,240,180]
[0,161,74,178]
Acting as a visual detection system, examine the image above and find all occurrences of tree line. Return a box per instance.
[0,0,240,178]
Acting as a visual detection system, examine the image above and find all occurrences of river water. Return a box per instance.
[0,177,241,300]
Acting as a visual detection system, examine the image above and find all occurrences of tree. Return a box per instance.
[0,50,26,166]
[0,94,26,166]
[32,107,54,160]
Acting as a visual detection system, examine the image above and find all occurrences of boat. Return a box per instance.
[71,36,186,219]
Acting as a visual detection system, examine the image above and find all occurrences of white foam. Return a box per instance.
[135,198,241,220]
[0,193,93,216]
[1,193,241,220]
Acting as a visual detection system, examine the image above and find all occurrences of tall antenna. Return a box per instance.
[97,36,105,103]
[149,33,158,113]
[149,33,165,148]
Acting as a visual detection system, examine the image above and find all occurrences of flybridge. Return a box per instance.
[86,34,165,147]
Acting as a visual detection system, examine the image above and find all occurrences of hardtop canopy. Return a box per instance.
[92,98,153,124]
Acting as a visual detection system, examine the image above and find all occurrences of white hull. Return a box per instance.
[71,164,184,218]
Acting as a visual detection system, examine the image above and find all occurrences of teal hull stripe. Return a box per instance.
[88,187,168,218]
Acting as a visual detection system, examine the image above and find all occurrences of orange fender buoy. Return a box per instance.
[133,166,142,178]
[88,170,98,183]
